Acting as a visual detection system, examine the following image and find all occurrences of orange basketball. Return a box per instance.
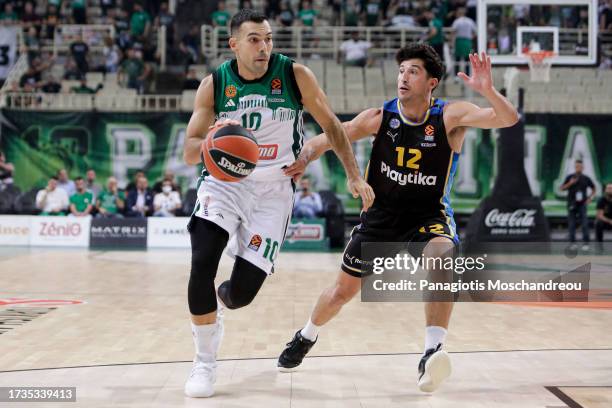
[201,124,259,182]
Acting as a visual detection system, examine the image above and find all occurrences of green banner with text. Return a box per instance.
[1,110,610,217]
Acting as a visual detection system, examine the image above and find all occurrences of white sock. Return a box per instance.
[191,322,218,363]
[424,326,447,353]
[300,318,320,341]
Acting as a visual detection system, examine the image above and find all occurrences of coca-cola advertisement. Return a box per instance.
[484,209,537,235]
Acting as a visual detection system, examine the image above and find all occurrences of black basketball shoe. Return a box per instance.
[417,343,451,392]
[277,330,317,372]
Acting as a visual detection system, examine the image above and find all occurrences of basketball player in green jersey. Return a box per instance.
[278,45,519,392]
[182,10,374,398]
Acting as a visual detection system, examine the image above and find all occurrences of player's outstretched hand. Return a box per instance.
[457,52,493,94]
[283,155,308,182]
[347,176,375,211]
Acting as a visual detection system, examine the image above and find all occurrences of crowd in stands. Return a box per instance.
[0,155,185,217]
[6,0,179,94]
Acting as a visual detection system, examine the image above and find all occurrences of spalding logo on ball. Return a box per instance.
[202,124,259,182]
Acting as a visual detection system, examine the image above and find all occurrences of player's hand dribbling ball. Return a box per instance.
[202,122,259,182]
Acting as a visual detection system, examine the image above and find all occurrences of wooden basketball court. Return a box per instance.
[1,248,611,407]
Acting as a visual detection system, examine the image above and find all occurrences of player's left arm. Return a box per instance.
[445,52,519,132]
[293,63,374,210]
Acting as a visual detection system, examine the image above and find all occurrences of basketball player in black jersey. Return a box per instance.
[277,44,519,392]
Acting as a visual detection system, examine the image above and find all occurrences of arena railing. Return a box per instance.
[200,24,594,60]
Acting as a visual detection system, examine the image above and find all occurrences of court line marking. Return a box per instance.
[1,348,611,374]
[546,385,612,408]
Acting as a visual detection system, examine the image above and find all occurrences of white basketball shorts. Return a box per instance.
[193,174,294,274]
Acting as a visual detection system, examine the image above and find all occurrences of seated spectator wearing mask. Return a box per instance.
[153,180,182,217]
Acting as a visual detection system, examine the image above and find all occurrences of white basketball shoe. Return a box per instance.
[184,309,224,398]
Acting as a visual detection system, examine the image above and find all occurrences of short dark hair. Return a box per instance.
[575,159,583,163]
[75,176,83,182]
[395,43,445,83]
[50,176,58,181]
[230,9,267,35]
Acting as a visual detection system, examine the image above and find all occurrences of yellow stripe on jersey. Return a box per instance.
[439,150,456,239]
[397,98,435,126]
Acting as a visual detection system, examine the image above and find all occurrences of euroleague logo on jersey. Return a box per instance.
[248,234,263,251]
[270,78,282,95]
[225,84,237,98]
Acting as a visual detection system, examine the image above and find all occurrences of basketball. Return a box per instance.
[202,124,259,182]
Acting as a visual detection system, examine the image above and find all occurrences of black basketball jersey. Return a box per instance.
[365,97,459,220]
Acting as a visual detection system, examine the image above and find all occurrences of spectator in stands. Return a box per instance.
[57,169,76,197]
[153,170,181,195]
[0,3,18,23]
[182,68,200,90]
[179,24,201,66]
[155,2,175,47]
[71,0,87,24]
[298,0,317,27]
[23,26,41,64]
[424,9,445,61]
[293,176,322,219]
[114,8,132,50]
[560,159,596,250]
[102,36,121,73]
[212,1,231,29]
[389,3,417,28]
[19,64,43,92]
[343,0,361,26]
[126,175,153,217]
[36,177,69,215]
[125,170,145,192]
[130,2,151,43]
[595,182,612,248]
[21,1,41,30]
[276,1,295,50]
[153,179,182,217]
[363,0,382,26]
[42,5,60,40]
[70,35,90,76]
[119,47,150,94]
[0,150,14,188]
[451,7,477,78]
[69,177,94,217]
[340,31,372,67]
[86,169,102,200]
[96,176,125,218]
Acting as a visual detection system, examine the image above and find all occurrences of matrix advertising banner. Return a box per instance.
[90,218,147,249]
[1,110,610,216]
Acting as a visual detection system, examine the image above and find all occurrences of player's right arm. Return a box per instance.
[183,75,217,166]
[283,107,382,181]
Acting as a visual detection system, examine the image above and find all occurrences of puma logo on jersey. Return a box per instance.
[259,144,278,160]
[380,161,436,186]
[224,99,236,108]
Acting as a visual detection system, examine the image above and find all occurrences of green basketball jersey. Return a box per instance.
[212,53,304,181]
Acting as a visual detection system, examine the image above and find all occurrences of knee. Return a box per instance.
[218,280,258,310]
